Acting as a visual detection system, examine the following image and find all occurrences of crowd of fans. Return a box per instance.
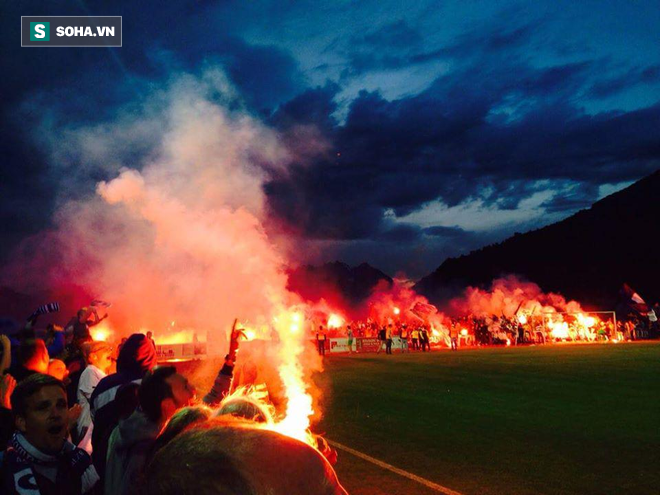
[1,299,656,493]
[314,311,658,355]
[0,308,347,495]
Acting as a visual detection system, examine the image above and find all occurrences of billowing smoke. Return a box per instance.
[2,69,325,429]
[6,70,296,344]
[367,278,443,325]
[449,275,585,318]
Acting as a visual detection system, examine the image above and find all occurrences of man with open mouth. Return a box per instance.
[1,373,99,494]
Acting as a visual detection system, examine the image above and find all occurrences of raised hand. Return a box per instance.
[68,403,83,425]
[227,319,246,362]
[1,374,17,409]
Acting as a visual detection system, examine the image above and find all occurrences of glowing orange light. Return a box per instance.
[271,308,315,444]
[550,322,570,339]
[90,321,113,342]
[393,307,400,315]
[92,328,109,342]
[518,314,528,324]
[460,328,468,336]
[327,313,343,329]
[157,330,205,345]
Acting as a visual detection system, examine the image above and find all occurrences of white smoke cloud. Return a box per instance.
[7,68,309,354]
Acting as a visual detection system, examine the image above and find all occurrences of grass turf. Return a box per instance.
[316,343,660,495]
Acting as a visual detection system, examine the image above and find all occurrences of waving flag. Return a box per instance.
[90,299,112,308]
[618,283,650,316]
[411,301,438,321]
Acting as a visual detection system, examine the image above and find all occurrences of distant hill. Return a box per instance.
[287,261,392,308]
[415,170,660,310]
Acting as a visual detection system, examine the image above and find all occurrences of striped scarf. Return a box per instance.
[27,302,60,321]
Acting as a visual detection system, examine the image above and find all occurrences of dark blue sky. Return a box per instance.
[1,0,659,277]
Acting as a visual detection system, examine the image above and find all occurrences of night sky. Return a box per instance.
[2,0,659,278]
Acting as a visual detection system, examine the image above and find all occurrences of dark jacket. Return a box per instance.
[0,406,13,450]
[1,432,99,495]
[90,334,156,483]
[104,410,160,495]
[202,361,234,406]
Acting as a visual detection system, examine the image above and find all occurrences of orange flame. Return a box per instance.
[91,322,112,342]
[270,309,315,444]
[550,321,570,339]
[327,313,343,329]
[155,330,205,345]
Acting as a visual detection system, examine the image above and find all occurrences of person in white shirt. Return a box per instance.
[76,341,114,454]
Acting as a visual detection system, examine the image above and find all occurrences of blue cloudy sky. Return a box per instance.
[1,0,659,277]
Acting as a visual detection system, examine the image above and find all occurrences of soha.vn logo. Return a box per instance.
[29,22,50,41]
[29,22,115,40]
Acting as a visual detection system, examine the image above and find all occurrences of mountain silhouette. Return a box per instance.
[415,169,660,310]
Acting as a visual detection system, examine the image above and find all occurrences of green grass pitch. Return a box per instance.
[317,343,660,495]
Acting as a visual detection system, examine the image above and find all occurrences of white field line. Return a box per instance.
[329,439,465,495]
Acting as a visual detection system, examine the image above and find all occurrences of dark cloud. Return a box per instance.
[341,19,541,77]
[378,223,423,242]
[269,83,340,130]
[0,0,305,262]
[589,64,660,99]
[265,56,660,245]
[357,20,422,49]
[423,226,470,238]
[1,1,659,277]
[540,182,600,213]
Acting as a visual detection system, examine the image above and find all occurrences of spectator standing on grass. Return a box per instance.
[376,326,386,354]
[400,325,409,353]
[316,326,327,357]
[347,325,354,354]
[385,324,393,354]
[411,327,420,351]
[450,324,458,351]
[420,326,429,352]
